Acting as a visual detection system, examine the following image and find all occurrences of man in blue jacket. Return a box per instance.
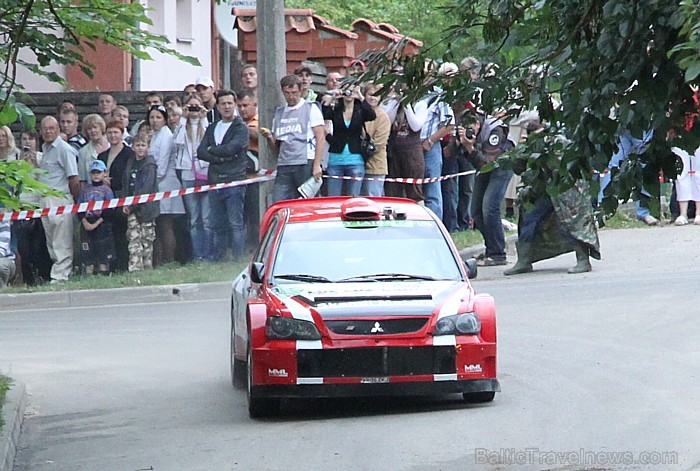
[197,89,250,259]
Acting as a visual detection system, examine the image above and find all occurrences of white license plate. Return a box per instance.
[360,377,390,384]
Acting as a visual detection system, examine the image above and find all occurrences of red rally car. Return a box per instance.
[230,196,500,418]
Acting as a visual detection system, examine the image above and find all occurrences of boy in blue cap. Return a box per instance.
[78,159,115,274]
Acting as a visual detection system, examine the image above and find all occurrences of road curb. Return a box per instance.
[0,281,231,311]
[1,381,26,471]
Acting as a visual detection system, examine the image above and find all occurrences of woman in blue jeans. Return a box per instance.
[321,86,376,196]
[457,114,514,266]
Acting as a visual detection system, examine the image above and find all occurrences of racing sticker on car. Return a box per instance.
[268,368,289,378]
[464,364,483,373]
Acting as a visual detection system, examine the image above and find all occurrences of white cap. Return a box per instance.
[194,77,215,88]
[438,62,458,76]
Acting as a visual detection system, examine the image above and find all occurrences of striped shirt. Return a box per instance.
[420,89,454,140]
[0,219,13,259]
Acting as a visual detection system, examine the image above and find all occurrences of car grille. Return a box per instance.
[324,318,429,335]
[297,346,456,377]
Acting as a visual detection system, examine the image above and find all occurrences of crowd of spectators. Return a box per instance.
[1,55,694,288]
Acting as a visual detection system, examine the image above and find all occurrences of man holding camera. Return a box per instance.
[420,103,454,221]
[457,113,514,266]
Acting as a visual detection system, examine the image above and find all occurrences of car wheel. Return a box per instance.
[247,342,280,419]
[463,391,496,403]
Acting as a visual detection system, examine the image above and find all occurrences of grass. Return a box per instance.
[600,208,650,229]
[450,229,485,249]
[0,374,11,430]
[1,260,247,294]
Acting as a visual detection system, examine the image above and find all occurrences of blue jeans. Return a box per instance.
[457,153,475,230]
[598,130,654,219]
[472,167,513,260]
[209,185,247,259]
[183,180,214,261]
[441,154,459,232]
[423,142,443,219]
[327,164,365,196]
[361,174,385,197]
[273,162,314,202]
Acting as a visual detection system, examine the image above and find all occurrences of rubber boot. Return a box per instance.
[504,241,533,276]
[568,243,592,274]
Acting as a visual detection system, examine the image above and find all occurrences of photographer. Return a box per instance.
[457,113,514,266]
[321,85,376,196]
[172,95,212,261]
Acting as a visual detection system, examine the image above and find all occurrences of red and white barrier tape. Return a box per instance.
[0,169,477,222]
[1,171,276,222]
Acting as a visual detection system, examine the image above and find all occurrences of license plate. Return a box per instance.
[361,377,389,384]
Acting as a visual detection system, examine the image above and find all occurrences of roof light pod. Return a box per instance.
[340,198,382,221]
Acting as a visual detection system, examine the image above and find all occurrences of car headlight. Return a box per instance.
[266,316,321,340]
[433,313,481,335]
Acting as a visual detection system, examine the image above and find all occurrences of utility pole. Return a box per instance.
[256,0,286,210]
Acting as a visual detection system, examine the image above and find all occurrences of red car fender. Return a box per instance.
[247,302,268,350]
[473,293,497,343]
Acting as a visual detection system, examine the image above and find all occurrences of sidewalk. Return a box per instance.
[1,381,26,471]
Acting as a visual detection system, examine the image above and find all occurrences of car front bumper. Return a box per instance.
[252,378,501,398]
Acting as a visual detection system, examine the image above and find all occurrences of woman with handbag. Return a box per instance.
[321,85,376,196]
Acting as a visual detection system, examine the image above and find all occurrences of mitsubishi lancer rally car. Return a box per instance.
[230,197,500,418]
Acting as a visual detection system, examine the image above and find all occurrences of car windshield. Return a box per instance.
[271,219,463,283]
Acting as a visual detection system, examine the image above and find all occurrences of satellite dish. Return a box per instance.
[214,0,257,47]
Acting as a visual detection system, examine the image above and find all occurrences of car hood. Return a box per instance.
[271,281,468,319]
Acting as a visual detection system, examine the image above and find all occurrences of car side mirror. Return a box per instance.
[250,262,265,284]
[464,258,477,279]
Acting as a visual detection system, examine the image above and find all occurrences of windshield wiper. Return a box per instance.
[274,274,333,283]
[337,273,437,282]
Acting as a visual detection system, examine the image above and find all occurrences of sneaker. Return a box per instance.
[641,215,659,226]
[695,216,700,225]
[675,215,689,226]
[476,256,508,267]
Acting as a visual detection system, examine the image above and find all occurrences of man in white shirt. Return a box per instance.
[261,75,325,202]
[38,116,80,282]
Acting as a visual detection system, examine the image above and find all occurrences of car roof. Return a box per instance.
[260,197,434,235]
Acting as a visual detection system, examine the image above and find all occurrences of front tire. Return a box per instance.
[463,391,496,403]
[230,311,246,389]
[247,342,280,418]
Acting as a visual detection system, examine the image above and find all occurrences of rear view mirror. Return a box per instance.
[464,258,477,279]
[250,262,265,284]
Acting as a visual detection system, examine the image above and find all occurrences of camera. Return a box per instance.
[22,146,31,152]
[465,128,475,139]
[187,105,201,112]
[342,89,353,97]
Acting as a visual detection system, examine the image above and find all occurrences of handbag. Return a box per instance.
[360,122,377,162]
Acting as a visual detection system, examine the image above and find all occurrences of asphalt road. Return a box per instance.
[1,226,699,471]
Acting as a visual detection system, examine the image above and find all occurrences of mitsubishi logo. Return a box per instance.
[370,322,384,333]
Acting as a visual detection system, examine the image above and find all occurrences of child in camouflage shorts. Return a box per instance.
[122,135,160,271]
